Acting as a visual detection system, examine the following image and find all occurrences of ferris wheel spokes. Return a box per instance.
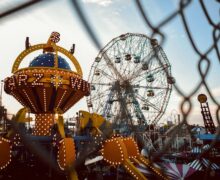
[127,53,156,81]
[131,64,170,85]
[134,85,170,90]
[135,93,161,112]
[94,67,117,81]
[87,33,174,129]
[89,87,112,101]
[102,53,124,80]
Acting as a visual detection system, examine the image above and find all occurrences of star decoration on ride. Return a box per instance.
[51,74,63,89]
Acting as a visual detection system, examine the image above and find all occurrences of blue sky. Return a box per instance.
[0,0,219,125]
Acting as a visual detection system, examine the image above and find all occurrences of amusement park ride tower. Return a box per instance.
[198,94,216,134]
[4,32,90,136]
[0,32,90,178]
[1,33,169,180]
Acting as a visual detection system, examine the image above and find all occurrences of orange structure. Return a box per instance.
[0,137,11,170]
[4,32,90,136]
[3,32,90,177]
[101,136,168,180]
[57,138,76,170]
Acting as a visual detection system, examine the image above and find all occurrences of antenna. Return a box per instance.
[70,44,75,54]
[25,37,30,49]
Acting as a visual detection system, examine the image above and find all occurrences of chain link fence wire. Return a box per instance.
[0,0,44,18]
[0,0,220,179]
[71,0,220,158]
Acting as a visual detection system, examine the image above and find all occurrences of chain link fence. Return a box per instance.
[0,0,219,179]
[71,0,220,157]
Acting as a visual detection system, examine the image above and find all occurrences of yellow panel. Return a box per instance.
[15,107,28,123]
[68,169,78,180]
[79,111,109,130]
[91,113,105,128]
[79,111,91,129]
[57,115,65,138]
[57,138,76,170]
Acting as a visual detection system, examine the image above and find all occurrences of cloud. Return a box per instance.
[211,86,220,98]
[82,0,112,7]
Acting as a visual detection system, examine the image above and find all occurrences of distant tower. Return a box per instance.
[0,80,3,107]
[197,94,216,134]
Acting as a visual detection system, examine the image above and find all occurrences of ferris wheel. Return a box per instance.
[87,33,175,129]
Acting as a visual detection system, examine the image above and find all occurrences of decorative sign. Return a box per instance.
[4,32,90,114]
[51,75,63,89]
[50,32,60,43]
[4,73,90,93]
[18,74,28,86]
[32,73,44,86]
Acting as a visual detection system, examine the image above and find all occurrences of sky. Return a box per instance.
[0,0,219,126]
